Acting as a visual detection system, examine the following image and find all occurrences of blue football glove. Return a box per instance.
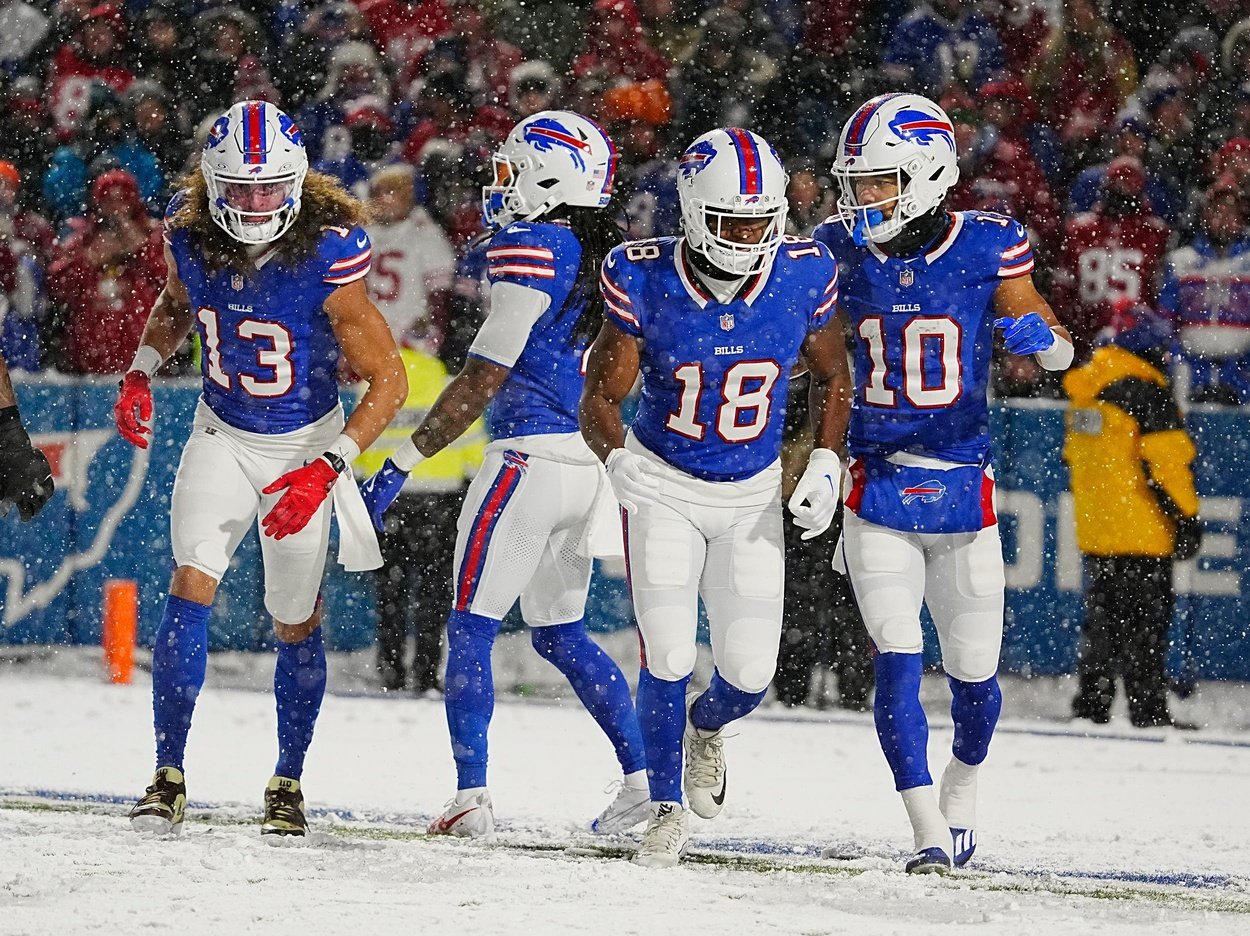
[360,458,409,532]
[994,313,1055,356]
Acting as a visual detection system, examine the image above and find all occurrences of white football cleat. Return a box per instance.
[590,780,651,834]
[632,801,689,868]
[428,789,495,838]
[683,692,727,819]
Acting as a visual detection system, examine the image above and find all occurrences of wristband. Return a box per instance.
[325,432,361,467]
[129,344,164,378]
[392,437,426,473]
[1035,330,1074,371]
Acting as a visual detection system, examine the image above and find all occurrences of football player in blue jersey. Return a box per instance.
[115,100,407,838]
[812,93,1074,874]
[359,111,649,838]
[581,127,852,867]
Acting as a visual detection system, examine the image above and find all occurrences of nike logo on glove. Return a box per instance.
[357,237,367,248]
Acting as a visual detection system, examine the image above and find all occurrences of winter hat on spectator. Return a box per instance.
[0,161,19,190]
[1104,156,1147,195]
[1222,16,1250,74]
[601,79,672,126]
[90,168,145,220]
[1212,137,1250,177]
[508,61,560,112]
[344,96,394,133]
[977,77,1038,125]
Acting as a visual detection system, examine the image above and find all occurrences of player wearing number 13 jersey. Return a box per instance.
[812,92,1073,874]
[582,127,851,868]
[114,100,407,839]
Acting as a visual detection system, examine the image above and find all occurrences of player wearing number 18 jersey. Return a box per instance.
[582,127,851,867]
[115,100,407,839]
[813,92,1074,874]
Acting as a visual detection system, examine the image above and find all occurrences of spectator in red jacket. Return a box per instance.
[44,169,165,374]
[1052,157,1173,359]
[572,0,670,83]
[44,3,134,142]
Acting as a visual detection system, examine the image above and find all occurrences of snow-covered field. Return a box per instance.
[2,645,1249,936]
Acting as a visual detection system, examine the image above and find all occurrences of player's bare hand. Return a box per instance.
[261,456,340,539]
[114,372,154,449]
[787,448,841,540]
[605,448,659,514]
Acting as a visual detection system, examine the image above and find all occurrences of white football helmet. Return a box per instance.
[201,100,309,244]
[482,110,617,227]
[677,127,788,276]
[831,93,959,245]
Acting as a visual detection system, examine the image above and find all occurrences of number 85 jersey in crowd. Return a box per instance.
[601,235,838,482]
[813,210,1036,465]
[165,193,371,434]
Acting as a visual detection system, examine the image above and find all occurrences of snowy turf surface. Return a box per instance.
[3,646,1249,935]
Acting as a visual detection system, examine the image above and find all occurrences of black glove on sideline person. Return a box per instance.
[0,405,54,522]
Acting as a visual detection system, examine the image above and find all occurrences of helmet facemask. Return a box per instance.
[682,198,787,276]
[833,163,929,245]
[204,167,306,245]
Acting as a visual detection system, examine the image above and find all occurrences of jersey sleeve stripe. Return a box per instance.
[997,258,1035,278]
[604,296,639,327]
[1001,240,1031,260]
[325,263,372,285]
[824,271,839,295]
[488,263,557,279]
[485,246,556,261]
[328,248,371,270]
[814,293,838,318]
[324,256,370,280]
[600,270,632,305]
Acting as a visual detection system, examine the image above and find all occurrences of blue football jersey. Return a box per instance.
[475,220,589,439]
[166,194,371,434]
[813,210,1035,464]
[602,236,838,482]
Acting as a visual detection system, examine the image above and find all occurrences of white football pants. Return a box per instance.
[625,489,785,694]
[170,402,342,625]
[840,510,1005,683]
[452,447,606,625]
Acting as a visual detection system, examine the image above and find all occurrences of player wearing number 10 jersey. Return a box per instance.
[582,127,851,868]
[114,100,407,839]
[813,92,1074,874]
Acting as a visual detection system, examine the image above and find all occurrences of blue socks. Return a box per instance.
[635,667,690,803]
[445,610,501,790]
[690,667,766,732]
[949,674,1002,766]
[531,622,646,774]
[873,652,932,791]
[274,627,326,780]
[152,595,211,772]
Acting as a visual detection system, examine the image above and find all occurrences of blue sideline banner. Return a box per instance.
[2,382,1247,678]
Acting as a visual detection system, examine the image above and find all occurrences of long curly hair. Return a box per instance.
[167,168,370,272]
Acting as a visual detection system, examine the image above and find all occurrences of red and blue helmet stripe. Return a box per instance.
[724,127,763,195]
[843,92,907,155]
[241,101,268,165]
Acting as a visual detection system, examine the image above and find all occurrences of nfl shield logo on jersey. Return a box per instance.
[231,273,244,291]
[899,268,914,287]
[719,312,735,331]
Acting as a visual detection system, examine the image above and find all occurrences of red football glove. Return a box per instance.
[261,456,340,540]
[114,372,154,448]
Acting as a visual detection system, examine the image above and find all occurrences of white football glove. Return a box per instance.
[787,448,842,541]
[605,448,659,513]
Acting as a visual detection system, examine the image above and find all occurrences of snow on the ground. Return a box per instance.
[2,647,1249,935]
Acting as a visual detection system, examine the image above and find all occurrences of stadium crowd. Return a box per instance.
[0,0,1248,402]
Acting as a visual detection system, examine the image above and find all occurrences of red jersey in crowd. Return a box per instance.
[1053,209,1172,351]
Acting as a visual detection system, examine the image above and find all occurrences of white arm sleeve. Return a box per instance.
[468,280,552,368]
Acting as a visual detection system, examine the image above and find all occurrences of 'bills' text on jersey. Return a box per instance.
[165,193,371,434]
[813,210,1035,464]
[474,220,589,439]
[602,236,838,482]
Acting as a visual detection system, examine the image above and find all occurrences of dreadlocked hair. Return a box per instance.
[168,169,371,273]
[550,202,625,344]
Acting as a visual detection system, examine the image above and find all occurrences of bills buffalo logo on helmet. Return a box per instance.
[278,113,304,147]
[901,480,947,505]
[888,109,955,151]
[206,115,231,149]
[678,140,718,178]
[523,117,592,171]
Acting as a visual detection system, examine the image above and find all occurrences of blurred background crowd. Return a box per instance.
[1,0,1249,403]
[0,0,1245,709]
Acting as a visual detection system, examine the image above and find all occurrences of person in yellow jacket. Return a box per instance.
[356,343,485,693]
[1063,308,1201,729]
